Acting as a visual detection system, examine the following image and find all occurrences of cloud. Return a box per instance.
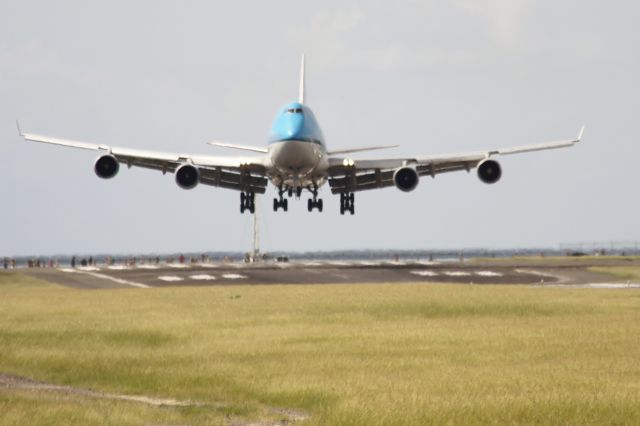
[291,7,366,70]
[454,0,533,48]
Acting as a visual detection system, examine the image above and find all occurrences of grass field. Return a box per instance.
[589,266,640,282]
[1,271,640,425]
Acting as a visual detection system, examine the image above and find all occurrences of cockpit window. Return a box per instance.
[287,108,304,114]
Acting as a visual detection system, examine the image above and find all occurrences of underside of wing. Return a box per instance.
[19,127,269,194]
[327,127,583,194]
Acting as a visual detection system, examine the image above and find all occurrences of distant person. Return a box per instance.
[3,258,7,269]
[71,256,76,268]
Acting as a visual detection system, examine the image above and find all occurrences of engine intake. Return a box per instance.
[175,164,200,190]
[94,155,119,179]
[477,159,502,184]
[393,167,419,192]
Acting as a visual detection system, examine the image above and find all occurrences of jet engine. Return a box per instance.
[175,164,200,190]
[477,159,502,184]
[94,155,119,179]
[393,167,419,192]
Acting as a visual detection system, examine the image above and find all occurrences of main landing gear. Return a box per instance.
[240,191,255,214]
[340,192,355,215]
[273,187,288,212]
[273,185,323,212]
[307,185,323,212]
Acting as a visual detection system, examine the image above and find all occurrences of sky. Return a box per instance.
[1,1,639,256]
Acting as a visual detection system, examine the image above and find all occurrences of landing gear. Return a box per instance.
[307,198,323,212]
[340,192,355,215]
[307,185,323,212]
[274,184,324,213]
[240,191,255,214]
[273,197,288,212]
[273,187,288,212]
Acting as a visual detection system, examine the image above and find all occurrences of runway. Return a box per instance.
[21,258,636,290]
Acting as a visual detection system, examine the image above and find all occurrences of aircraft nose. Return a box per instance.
[286,115,305,139]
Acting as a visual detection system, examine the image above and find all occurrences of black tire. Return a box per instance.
[283,199,288,212]
[273,198,278,211]
[318,199,323,212]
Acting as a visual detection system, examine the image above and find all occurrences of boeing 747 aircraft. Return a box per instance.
[18,56,583,215]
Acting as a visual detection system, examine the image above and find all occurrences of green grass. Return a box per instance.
[589,266,640,282]
[1,271,640,425]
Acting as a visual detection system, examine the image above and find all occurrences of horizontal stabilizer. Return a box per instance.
[328,145,399,156]
[207,141,268,154]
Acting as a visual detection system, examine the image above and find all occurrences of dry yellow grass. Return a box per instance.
[1,271,640,425]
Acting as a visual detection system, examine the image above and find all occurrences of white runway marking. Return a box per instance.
[84,272,149,289]
[385,261,407,266]
[190,274,216,281]
[516,268,570,284]
[221,274,247,280]
[475,271,503,277]
[417,260,439,266]
[410,270,439,277]
[77,266,101,272]
[551,283,640,289]
[158,276,184,282]
[137,264,159,269]
[444,271,472,277]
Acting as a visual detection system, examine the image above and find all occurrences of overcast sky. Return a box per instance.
[1,1,638,256]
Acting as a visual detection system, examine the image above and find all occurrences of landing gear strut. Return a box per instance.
[273,186,288,212]
[340,192,355,215]
[307,185,323,212]
[240,191,255,214]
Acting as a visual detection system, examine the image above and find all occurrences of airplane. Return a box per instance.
[17,55,583,215]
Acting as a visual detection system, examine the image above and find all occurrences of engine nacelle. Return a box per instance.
[175,164,200,190]
[94,155,119,179]
[477,159,502,184]
[393,167,419,192]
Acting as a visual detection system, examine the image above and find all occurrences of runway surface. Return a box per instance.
[21,259,638,290]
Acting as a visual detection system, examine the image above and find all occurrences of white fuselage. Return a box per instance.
[267,140,328,189]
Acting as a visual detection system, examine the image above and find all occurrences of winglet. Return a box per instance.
[298,54,305,104]
[16,120,24,137]
[577,125,585,142]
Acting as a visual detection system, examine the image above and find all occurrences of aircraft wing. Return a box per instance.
[18,126,269,193]
[327,127,583,194]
